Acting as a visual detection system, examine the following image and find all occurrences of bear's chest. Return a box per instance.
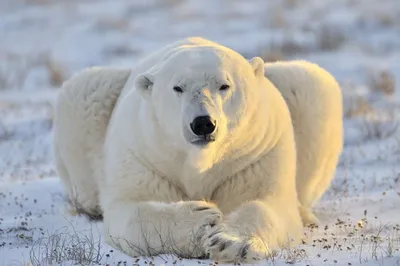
[180,171,219,200]
[179,157,248,200]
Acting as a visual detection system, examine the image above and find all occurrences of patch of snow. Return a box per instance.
[1,0,399,265]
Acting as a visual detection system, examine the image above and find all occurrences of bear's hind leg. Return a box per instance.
[296,166,324,225]
[307,153,340,211]
[298,202,319,225]
[57,147,102,220]
[297,152,340,225]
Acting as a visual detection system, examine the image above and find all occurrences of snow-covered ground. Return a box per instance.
[0,0,399,265]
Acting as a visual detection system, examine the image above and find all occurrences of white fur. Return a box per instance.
[53,67,131,215]
[265,61,343,223]
[53,37,342,263]
[264,61,343,224]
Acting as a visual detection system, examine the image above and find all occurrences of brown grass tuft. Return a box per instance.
[344,96,373,118]
[44,57,66,87]
[361,111,399,140]
[316,25,346,51]
[368,69,396,96]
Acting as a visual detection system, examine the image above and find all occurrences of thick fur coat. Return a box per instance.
[53,37,342,263]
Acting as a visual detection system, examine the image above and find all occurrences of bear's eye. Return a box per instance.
[173,86,183,93]
[219,84,230,91]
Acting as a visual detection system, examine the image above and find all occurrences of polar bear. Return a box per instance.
[53,37,342,263]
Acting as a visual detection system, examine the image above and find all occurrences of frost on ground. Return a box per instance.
[0,0,400,265]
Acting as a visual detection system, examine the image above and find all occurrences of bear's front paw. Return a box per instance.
[173,201,223,257]
[177,201,222,229]
[203,226,271,263]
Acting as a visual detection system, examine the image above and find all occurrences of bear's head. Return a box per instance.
[134,45,265,151]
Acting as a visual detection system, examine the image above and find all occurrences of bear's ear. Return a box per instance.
[134,73,154,99]
[249,57,265,78]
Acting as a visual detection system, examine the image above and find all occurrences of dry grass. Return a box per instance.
[259,40,306,63]
[0,53,32,90]
[95,18,130,32]
[283,0,300,9]
[29,225,104,266]
[260,48,284,63]
[278,244,309,264]
[316,25,346,51]
[361,111,399,140]
[103,46,139,58]
[44,57,65,87]
[367,69,396,96]
[342,79,398,140]
[15,202,400,266]
[301,217,400,265]
[106,214,207,261]
[0,53,66,91]
[269,6,287,29]
[0,122,14,141]
[344,96,373,118]
[376,13,397,27]
[24,0,52,5]
[162,0,185,7]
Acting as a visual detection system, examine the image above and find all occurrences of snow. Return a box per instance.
[0,0,399,265]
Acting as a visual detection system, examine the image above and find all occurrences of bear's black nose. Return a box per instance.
[190,116,216,136]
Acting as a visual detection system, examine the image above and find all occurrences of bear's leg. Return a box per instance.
[53,89,104,219]
[298,202,319,225]
[54,151,73,204]
[295,155,327,225]
[203,133,302,263]
[102,165,223,258]
[104,200,222,258]
[56,145,102,219]
[55,149,102,219]
[297,152,339,225]
[306,153,340,209]
[203,198,303,263]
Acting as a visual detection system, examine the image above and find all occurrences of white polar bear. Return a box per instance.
[53,37,342,263]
